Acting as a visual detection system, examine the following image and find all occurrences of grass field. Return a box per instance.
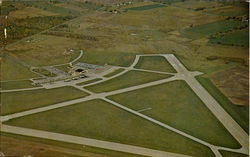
[85,70,172,93]
[108,80,240,148]
[1,57,39,81]
[1,80,40,90]
[127,4,165,11]
[209,29,249,46]
[1,133,146,157]
[196,76,249,133]
[6,35,81,66]
[78,51,136,67]
[4,99,215,157]
[134,56,176,73]
[17,1,79,16]
[76,78,102,86]
[219,150,248,157]
[1,86,89,115]
[104,68,125,78]
[33,68,57,77]
[9,7,59,18]
[185,20,248,37]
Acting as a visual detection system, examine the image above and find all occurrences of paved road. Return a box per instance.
[1,87,44,93]
[1,125,192,157]
[1,54,248,156]
[163,54,249,154]
[0,76,175,122]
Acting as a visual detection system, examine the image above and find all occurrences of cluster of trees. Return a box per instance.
[210,23,248,40]
[3,16,74,45]
[226,15,249,22]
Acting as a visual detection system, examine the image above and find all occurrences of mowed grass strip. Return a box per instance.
[127,4,165,11]
[1,80,40,90]
[104,68,125,78]
[78,51,135,67]
[85,70,172,93]
[1,57,39,81]
[134,56,176,73]
[219,150,248,157]
[2,133,147,157]
[5,99,215,157]
[108,80,241,148]
[76,78,102,86]
[2,86,89,115]
[196,76,249,133]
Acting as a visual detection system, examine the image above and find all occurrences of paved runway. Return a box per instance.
[1,54,249,157]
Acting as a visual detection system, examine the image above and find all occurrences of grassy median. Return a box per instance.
[5,99,214,157]
[134,56,176,73]
[2,86,89,115]
[1,80,40,90]
[85,70,172,93]
[108,80,240,148]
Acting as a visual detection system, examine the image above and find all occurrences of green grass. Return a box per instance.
[19,1,79,16]
[1,86,89,115]
[196,76,249,133]
[33,68,57,77]
[85,70,172,93]
[1,132,146,157]
[219,150,248,157]
[186,20,248,37]
[209,29,249,46]
[78,51,135,67]
[1,57,39,81]
[127,4,165,11]
[108,80,241,148]
[76,78,102,86]
[1,80,40,90]
[134,56,177,73]
[4,99,215,157]
[104,68,125,78]
[221,9,248,17]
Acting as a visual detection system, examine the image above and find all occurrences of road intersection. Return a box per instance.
[1,54,249,157]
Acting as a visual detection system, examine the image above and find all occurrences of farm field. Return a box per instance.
[126,4,165,11]
[209,29,249,46]
[185,20,248,37]
[0,0,249,157]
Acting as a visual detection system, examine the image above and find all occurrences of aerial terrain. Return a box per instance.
[0,0,249,157]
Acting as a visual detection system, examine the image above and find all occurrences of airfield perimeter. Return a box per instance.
[0,0,249,157]
[1,54,249,157]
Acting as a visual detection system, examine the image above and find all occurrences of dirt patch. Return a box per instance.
[211,66,249,106]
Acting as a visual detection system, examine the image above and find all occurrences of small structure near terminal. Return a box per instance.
[74,62,101,70]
